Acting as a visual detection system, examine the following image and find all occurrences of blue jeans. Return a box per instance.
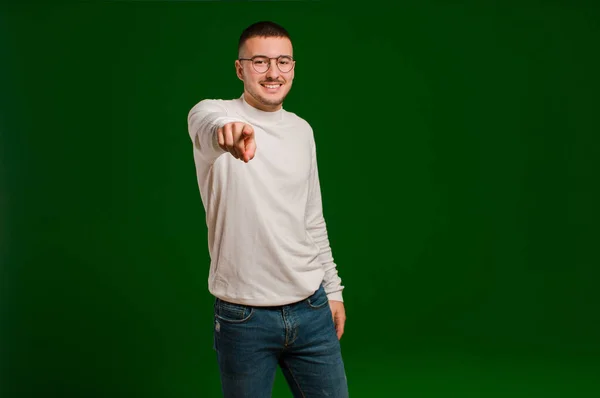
[213,284,349,397]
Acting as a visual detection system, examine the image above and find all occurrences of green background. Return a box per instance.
[2,1,599,397]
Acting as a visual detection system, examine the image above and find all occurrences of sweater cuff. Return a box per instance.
[327,291,343,302]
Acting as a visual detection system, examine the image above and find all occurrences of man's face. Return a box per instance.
[235,36,295,112]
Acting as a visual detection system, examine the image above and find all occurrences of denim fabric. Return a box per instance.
[213,284,349,397]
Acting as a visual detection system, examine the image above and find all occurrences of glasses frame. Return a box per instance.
[238,55,295,73]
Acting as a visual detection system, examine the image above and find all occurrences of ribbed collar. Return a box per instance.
[239,94,284,125]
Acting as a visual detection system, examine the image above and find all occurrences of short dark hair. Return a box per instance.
[238,21,291,56]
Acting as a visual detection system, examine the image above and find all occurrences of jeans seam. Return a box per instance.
[307,299,328,309]
[282,359,306,398]
[214,310,254,323]
[215,300,255,323]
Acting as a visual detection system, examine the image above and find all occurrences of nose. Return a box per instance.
[265,59,280,79]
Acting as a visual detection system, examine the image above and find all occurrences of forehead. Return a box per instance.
[241,36,293,57]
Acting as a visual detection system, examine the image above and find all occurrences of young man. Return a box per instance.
[187,21,349,397]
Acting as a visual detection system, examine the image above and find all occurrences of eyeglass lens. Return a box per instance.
[252,56,294,73]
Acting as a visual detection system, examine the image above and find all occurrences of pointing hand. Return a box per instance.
[217,122,256,163]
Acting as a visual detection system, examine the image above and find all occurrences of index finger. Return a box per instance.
[242,124,254,136]
[243,137,256,162]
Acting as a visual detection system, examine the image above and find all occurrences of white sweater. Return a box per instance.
[187,94,344,306]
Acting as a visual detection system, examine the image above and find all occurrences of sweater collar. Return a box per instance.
[239,94,284,124]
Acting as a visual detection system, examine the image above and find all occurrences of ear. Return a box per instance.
[235,60,244,81]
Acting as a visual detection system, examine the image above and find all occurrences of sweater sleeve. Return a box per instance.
[305,136,345,302]
[187,99,245,164]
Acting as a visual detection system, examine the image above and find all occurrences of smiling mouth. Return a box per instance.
[261,83,282,89]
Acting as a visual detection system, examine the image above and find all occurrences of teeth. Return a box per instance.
[264,84,280,89]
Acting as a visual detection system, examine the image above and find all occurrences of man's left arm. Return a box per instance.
[305,136,346,340]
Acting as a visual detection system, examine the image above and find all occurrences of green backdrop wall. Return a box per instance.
[2,1,599,397]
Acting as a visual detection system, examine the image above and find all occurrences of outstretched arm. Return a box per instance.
[187,100,256,164]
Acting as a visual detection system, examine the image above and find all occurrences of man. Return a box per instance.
[187,21,348,397]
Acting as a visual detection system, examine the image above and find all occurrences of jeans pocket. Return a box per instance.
[307,285,329,309]
[214,299,254,323]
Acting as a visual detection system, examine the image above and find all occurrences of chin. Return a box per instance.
[247,87,288,109]
[257,94,285,106]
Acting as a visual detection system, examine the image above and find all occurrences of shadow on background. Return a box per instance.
[1,1,599,397]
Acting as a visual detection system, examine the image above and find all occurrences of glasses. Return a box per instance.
[238,55,295,73]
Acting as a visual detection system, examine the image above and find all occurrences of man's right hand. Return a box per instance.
[217,122,256,163]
